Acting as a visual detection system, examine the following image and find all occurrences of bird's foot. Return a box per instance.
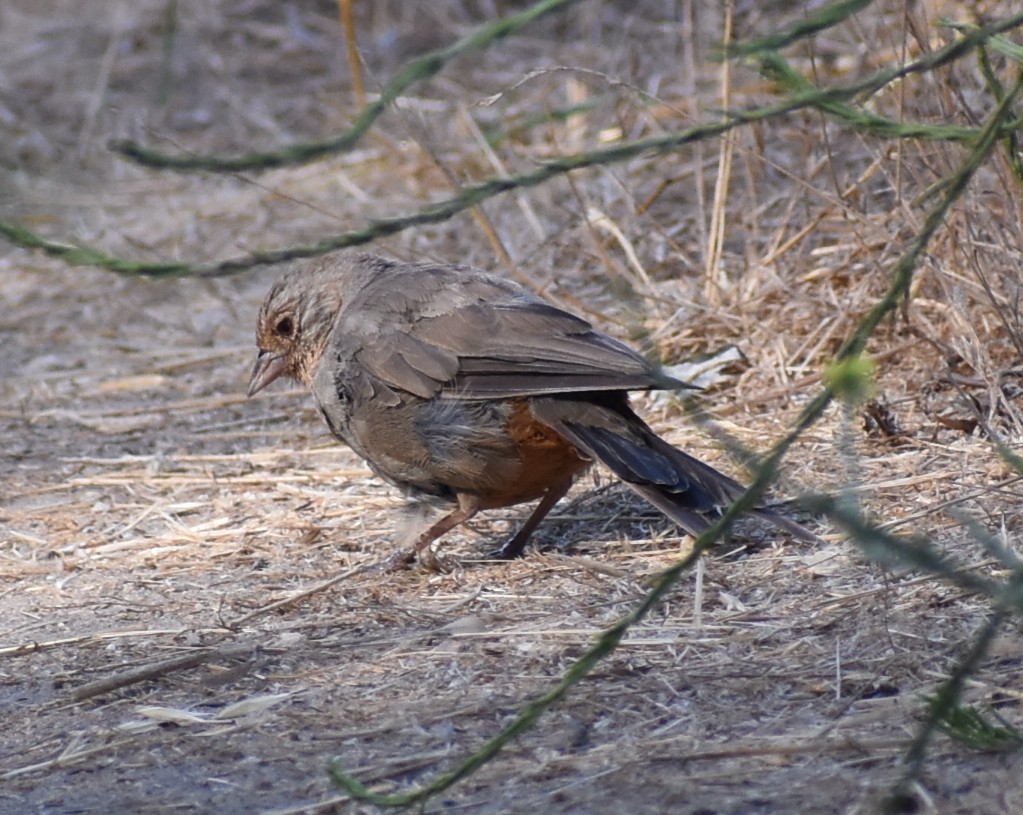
[417,546,456,574]
[373,545,456,573]
[488,537,529,560]
[374,547,417,572]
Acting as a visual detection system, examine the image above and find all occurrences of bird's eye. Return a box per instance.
[275,316,295,337]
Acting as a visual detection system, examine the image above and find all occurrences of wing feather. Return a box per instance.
[334,263,688,400]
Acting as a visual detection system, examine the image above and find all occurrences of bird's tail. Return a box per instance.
[530,395,819,543]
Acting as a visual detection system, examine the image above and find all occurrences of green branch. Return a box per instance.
[753,51,1018,142]
[109,0,584,172]
[804,496,999,598]
[882,609,1010,814]
[0,221,192,277]
[728,0,873,56]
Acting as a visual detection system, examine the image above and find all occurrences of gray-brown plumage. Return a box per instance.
[248,252,814,563]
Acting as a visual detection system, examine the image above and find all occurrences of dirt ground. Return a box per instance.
[3,1,1023,813]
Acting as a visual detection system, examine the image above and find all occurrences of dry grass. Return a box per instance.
[2,1,1023,813]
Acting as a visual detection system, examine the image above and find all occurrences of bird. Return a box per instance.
[248,252,815,565]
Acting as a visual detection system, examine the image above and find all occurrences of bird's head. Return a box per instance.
[247,265,346,396]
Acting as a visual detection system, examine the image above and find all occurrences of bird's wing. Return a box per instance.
[342,271,683,400]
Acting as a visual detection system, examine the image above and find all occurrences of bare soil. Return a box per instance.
[3,2,1023,814]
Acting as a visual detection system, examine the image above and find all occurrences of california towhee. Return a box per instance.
[248,253,814,563]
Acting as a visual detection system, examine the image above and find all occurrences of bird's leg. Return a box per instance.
[415,493,480,552]
[493,475,574,559]
[383,493,481,571]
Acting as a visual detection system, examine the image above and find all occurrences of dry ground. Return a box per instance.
[3,1,1023,813]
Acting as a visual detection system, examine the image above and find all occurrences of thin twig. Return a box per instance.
[227,563,367,627]
[71,644,254,702]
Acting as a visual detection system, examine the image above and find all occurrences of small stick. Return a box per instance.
[71,644,252,702]
[338,0,365,108]
[228,563,366,627]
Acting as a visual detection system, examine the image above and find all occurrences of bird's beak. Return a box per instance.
[247,350,288,397]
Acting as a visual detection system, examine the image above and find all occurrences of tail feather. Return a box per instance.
[531,395,819,543]
[627,482,715,538]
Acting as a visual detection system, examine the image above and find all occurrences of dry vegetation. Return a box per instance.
[2,1,1023,813]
